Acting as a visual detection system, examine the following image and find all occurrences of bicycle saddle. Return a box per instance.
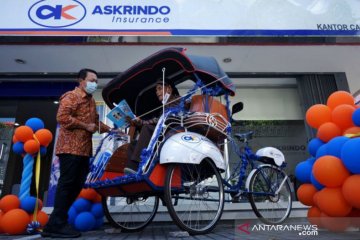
[234,131,253,142]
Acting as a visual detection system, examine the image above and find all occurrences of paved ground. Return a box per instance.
[0,218,359,240]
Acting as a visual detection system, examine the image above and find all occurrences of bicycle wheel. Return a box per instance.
[164,158,224,235]
[102,195,159,232]
[248,165,292,224]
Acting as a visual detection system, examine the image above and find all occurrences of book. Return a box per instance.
[106,99,135,128]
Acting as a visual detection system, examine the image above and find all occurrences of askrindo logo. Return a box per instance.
[28,0,86,28]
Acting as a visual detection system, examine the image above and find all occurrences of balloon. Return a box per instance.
[78,188,97,202]
[20,196,38,214]
[68,207,77,225]
[25,118,44,132]
[327,91,354,110]
[341,138,360,174]
[295,161,312,183]
[93,194,102,203]
[342,175,360,209]
[326,136,349,158]
[308,138,324,157]
[12,142,25,155]
[343,126,360,136]
[315,144,328,159]
[30,211,48,227]
[320,212,350,232]
[307,206,322,227]
[72,198,92,213]
[40,146,47,156]
[34,129,53,147]
[331,104,356,130]
[297,183,317,206]
[0,195,20,213]
[316,122,341,142]
[310,172,324,191]
[352,108,360,127]
[12,135,18,143]
[312,155,350,187]
[14,126,33,143]
[0,209,30,235]
[305,104,332,129]
[19,154,34,200]
[24,140,40,154]
[317,187,352,217]
[74,212,95,231]
[94,217,104,229]
[90,203,104,218]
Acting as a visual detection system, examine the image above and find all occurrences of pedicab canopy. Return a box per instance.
[102,47,235,120]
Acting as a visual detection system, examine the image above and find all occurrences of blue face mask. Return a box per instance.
[85,81,97,94]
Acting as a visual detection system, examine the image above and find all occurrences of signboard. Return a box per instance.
[1,0,360,36]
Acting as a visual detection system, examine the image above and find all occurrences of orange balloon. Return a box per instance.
[316,122,342,142]
[327,91,355,110]
[332,104,356,130]
[14,126,33,143]
[297,184,317,206]
[313,191,320,208]
[307,206,322,227]
[30,211,48,227]
[317,187,352,217]
[312,156,350,187]
[24,139,40,154]
[343,126,360,136]
[0,211,3,233]
[342,175,360,209]
[93,193,102,203]
[34,129,53,147]
[0,209,30,235]
[12,135,18,144]
[305,104,332,129]
[0,195,20,213]
[320,212,350,232]
[78,188,98,202]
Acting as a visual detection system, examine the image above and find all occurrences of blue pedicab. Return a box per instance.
[85,48,292,235]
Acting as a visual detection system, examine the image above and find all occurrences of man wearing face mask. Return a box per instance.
[124,78,182,174]
[42,68,110,238]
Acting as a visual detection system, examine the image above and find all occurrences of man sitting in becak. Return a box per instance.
[124,78,181,174]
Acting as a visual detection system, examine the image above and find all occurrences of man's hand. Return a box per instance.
[125,116,141,127]
[86,123,97,133]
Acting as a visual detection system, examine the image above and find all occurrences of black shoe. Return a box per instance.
[41,224,81,238]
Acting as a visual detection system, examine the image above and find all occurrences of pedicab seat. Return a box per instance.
[184,95,230,143]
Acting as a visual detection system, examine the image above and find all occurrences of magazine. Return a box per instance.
[106,99,135,128]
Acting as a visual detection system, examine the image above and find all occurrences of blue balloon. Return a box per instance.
[315,144,328,159]
[326,136,349,158]
[94,217,104,229]
[352,108,360,127]
[74,212,96,231]
[73,198,92,213]
[40,146,47,156]
[20,196,37,213]
[308,138,324,157]
[12,142,25,155]
[341,138,360,174]
[25,118,44,132]
[306,157,316,165]
[68,206,77,225]
[91,203,104,218]
[310,172,324,190]
[295,161,312,183]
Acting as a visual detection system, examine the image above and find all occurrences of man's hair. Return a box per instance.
[77,68,98,80]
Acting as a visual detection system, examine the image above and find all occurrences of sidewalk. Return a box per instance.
[0,218,359,240]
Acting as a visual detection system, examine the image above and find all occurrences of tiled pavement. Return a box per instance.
[0,218,359,240]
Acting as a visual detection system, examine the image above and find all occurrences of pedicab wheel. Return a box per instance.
[248,165,292,224]
[164,158,224,235]
[102,195,159,232]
